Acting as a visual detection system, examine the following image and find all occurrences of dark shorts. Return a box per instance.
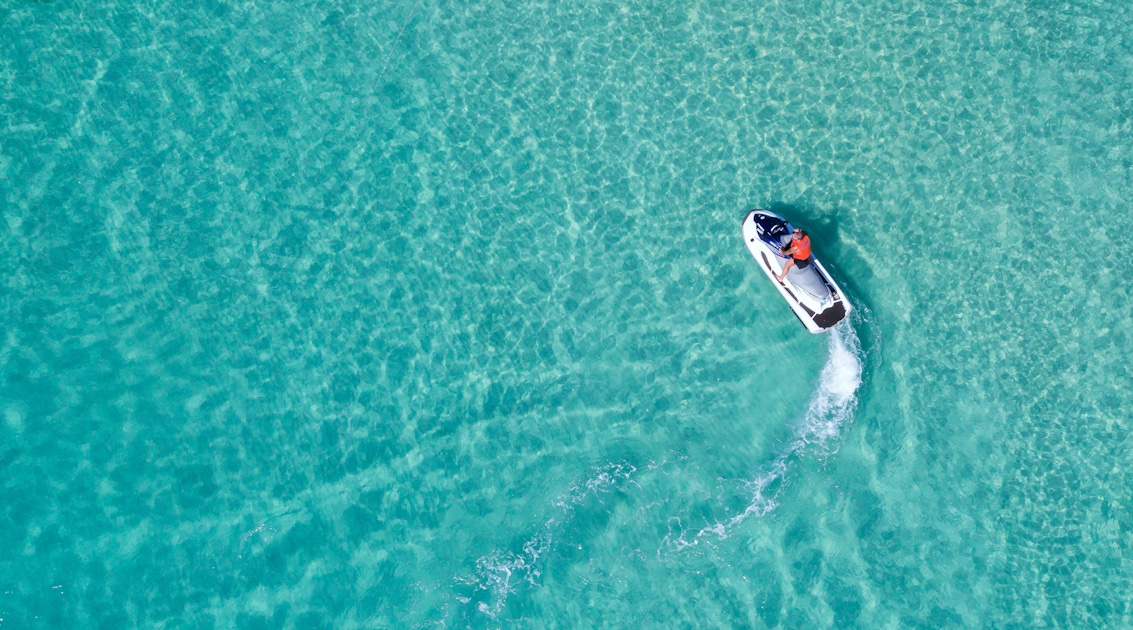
[793,256,811,269]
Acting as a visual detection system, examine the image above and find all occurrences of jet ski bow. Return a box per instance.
[742,209,852,333]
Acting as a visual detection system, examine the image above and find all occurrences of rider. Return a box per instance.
[775,228,811,283]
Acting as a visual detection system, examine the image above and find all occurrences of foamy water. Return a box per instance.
[691,321,865,543]
[792,322,864,452]
[471,321,865,597]
[464,462,638,617]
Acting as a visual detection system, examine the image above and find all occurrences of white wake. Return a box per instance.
[462,462,637,618]
[460,322,867,614]
[674,320,865,546]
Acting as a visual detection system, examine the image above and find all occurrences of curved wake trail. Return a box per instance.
[681,321,865,545]
[790,320,865,452]
[460,462,638,618]
[457,322,866,618]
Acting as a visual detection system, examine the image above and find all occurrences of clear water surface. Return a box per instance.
[2,0,1132,626]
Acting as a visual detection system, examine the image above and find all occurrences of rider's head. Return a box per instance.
[793,228,807,241]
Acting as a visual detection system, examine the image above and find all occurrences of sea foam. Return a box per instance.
[465,462,637,617]
[689,321,865,542]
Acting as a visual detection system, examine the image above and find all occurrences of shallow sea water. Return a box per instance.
[3,0,1133,627]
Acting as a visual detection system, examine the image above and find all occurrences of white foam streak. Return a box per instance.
[473,528,552,617]
[467,462,636,618]
[794,322,863,453]
[692,321,864,542]
[468,324,866,605]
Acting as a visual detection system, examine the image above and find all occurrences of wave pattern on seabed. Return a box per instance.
[2,0,1132,626]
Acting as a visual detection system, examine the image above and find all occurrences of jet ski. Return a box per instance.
[742,209,851,333]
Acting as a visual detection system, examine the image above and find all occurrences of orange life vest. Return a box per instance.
[792,235,811,260]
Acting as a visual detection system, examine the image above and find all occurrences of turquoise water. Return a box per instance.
[3,0,1132,626]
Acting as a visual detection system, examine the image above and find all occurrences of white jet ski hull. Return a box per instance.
[742,209,852,333]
